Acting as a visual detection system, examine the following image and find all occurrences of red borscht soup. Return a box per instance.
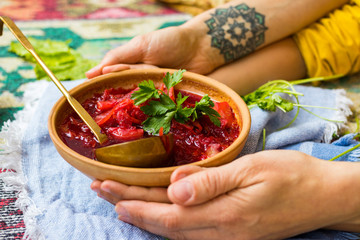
[59,86,240,166]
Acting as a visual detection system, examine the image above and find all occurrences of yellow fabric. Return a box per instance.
[293,0,360,77]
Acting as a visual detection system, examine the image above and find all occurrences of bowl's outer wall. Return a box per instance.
[48,69,251,187]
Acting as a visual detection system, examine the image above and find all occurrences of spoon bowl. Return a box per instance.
[95,134,174,168]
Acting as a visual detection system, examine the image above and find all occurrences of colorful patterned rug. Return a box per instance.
[0,1,190,239]
[0,0,178,20]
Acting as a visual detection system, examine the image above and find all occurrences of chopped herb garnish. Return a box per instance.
[131,70,221,135]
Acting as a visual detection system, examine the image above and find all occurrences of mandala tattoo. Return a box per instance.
[205,4,268,62]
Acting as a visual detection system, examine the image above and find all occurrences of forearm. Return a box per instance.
[180,0,349,69]
[323,161,360,233]
[207,37,306,95]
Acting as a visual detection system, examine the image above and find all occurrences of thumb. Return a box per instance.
[170,165,203,183]
[167,162,241,206]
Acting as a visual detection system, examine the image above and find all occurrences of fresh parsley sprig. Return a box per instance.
[131,70,221,135]
[242,75,345,130]
[246,74,360,161]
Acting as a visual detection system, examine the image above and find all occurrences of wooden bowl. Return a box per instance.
[48,68,251,187]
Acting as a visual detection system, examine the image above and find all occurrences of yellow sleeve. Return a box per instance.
[293,0,360,77]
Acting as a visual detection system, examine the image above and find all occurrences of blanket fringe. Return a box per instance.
[0,80,48,240]
[322,89,353,143]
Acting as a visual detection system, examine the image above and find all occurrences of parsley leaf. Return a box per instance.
[163,69,186,90]
[131,70,221,135]
[194,95,221,127]
[131,80,160,105]
[257,94,294,112]
[242,80,298,112]
[142,111,176,135]
[174,93,193,123]
[140,94,176,116]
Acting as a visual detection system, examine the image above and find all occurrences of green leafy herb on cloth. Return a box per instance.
[9,38,97,81]
[242,75,345,130]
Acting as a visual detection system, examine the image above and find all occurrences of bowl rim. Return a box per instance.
[48,68,251,173]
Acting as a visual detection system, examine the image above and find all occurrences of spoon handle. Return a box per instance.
[0,16,108,144]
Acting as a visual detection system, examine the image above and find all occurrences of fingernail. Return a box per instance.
[86,65,100,75]
[176,173,188,180]
[90,181,100,193]
[116,204,131,223]
[100,184,110,194]
[85,68,94,75]
[171,172,188,184]
[171,181,193,203]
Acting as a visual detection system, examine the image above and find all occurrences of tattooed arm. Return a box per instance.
[86,0,348,90]
[182,0,348,65]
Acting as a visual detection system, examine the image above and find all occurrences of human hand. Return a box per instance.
[90,164,202,205]
[91,150,360,239]
[85,25,223,79]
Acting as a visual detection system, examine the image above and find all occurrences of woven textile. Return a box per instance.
[0,1,189,239]
[0,0,178,20]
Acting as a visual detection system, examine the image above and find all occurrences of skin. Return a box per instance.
[91,150,360,239]
[208,37,307,95]
[86,0,348,93]
[86,0,348,94]
[87,37,307,96]
[86,0,360,238]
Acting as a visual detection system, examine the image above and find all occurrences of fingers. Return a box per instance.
[86,36,148,79]
[91,180,119,205]
[87,63,159,79]
[115,201,219,240]
[86,62,159,79]
[85,64,103,79]
[101,36,147,66]
[102,64,130,74]
[168,161,243,206]
[102,63,158,74]
[91,180,170,204]
[85,49,130,79]
[90,165,204,205]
